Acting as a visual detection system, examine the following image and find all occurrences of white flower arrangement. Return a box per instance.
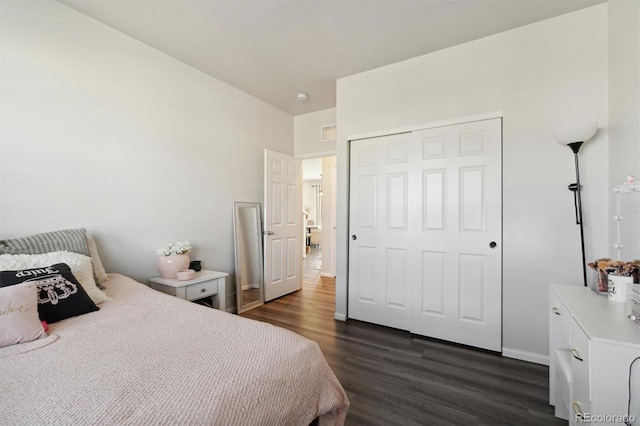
[156,240,192,256]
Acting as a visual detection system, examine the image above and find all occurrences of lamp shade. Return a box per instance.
[554,121,598,145]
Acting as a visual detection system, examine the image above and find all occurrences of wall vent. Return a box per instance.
[321,124,337,142]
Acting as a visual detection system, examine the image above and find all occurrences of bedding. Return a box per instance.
[1,273,349,425]
[0,228,108,287]
[0,281,47,347]
[0,228,90,256]
[0,251,110,305]
[85,235,108,283]
[0,263,99,323]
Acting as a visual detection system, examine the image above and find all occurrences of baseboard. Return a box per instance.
[334,312,347,321]
[502,347,549,365]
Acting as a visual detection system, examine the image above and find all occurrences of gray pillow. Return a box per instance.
[0,228,90,257]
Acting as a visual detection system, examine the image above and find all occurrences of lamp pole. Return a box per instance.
[567,141,588,287]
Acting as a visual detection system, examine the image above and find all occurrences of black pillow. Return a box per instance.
[0,263,99,323]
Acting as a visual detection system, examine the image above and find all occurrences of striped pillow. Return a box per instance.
[0,229,90,257]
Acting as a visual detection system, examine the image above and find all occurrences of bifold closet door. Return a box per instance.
[348,118,502,351]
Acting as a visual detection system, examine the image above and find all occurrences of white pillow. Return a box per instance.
[0,281,47,348]
[0,251,110,305]
[86,235,108,283]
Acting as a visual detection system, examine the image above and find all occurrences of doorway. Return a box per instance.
[302,156,337,278]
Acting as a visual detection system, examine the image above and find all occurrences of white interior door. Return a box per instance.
[264,149,302,301]
[348,118,502,351]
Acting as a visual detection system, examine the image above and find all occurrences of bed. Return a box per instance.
[0,230,349,425]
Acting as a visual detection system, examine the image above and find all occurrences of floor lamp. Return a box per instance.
[555,122,598,287]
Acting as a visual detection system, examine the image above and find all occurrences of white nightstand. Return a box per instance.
[148,270,229,312]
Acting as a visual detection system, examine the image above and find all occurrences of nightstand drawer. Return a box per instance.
[148,270,229,311]
[186,279,218,301]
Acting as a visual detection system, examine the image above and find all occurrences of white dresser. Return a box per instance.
[549,284,640,425]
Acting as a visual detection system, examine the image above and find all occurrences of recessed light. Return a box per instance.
[297,92,308,101]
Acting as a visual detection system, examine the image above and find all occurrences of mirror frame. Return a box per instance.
[233,201,265,314]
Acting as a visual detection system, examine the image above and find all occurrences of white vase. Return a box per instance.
[157,254,190,279]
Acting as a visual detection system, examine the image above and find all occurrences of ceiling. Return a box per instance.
[56,0,605,116]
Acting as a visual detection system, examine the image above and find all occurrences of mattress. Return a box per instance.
[1,273,349,425]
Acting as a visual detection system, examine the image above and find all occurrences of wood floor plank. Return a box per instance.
[241,249,562,425]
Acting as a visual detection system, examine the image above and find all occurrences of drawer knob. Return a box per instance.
[572,401,584,418]
[201,288,206,293]
[552,307,561,315]
[570,347,583,362]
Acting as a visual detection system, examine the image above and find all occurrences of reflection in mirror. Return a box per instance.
[233,202,264,314]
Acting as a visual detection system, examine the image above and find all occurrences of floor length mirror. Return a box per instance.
[233,202,264,313]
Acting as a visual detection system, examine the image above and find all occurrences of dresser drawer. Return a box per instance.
[549,290,573,407]
[570,319,591,423]
[550,292,572,344]
[554,349,572,420]
[185,279,218,301]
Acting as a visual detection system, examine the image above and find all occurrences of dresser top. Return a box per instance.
[550,283,640,348]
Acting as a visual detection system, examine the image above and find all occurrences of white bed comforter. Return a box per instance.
[1,273,349,425]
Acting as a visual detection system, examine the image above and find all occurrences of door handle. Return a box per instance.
[489,241,497,249]
[264,230,274,235]
[351,235,357,240]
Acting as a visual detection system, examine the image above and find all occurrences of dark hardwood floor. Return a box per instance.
[241,249,563,426]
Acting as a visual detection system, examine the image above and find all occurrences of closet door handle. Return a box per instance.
[552,307,561,315]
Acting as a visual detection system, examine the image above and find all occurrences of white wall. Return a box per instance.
[0,0,293,310]
[294,108,337,157]
[321,156,337,278]
[295,109,339,280]
[335,5,609,362]
[608,0,640,253]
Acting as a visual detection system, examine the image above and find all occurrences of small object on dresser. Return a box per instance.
[608,274,633,302]
[625,285,640,327]
[189,260,202,272]
[176,269,196,281]
[587,258,640,295]
[587,258,612,294]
